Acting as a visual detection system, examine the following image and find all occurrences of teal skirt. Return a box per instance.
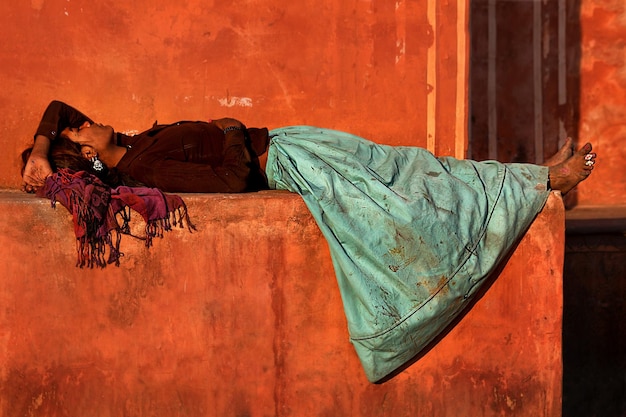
[266,126,550,382]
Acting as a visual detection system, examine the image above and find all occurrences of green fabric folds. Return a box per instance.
[266,126,550,382]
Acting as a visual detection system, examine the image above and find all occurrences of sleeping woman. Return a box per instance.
[21,100,596,382]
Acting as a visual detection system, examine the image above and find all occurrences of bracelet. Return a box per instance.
[223,125,243,134]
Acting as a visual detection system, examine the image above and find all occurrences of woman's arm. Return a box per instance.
[35,100,93,141]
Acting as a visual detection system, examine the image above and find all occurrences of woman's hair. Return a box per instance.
[21,136,143,187]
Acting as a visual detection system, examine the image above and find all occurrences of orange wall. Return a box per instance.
[577,1,626,205]
[0,191,564,416]
[0,0,468,188]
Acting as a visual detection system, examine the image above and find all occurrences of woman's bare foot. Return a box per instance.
[544,137,574,167]
[548,142,596,195]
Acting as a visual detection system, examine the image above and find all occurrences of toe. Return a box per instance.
[579,142,593,154]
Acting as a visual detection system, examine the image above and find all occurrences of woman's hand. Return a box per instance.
[22,135,53,193]
[212,118,244,131]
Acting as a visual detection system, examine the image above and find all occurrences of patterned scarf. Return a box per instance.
[37,168,195,268]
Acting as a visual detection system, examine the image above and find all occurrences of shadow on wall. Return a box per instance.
[563,232,626,417]
[471,2,626,417]
[469,0,581,206]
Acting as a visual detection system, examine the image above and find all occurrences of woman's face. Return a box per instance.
[62,121,114,152]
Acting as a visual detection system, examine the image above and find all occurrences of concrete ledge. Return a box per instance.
[0,190,565,417]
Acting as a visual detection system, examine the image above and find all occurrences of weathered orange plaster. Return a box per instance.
[1,0,468,189]
[0,191,564,416]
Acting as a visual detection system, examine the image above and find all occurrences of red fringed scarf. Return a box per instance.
[37,168,195,268]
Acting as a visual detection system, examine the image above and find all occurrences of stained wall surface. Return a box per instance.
[0,191,565,417]
[1,0,468,189]
[577,1,626,205]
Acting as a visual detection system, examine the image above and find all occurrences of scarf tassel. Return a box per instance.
[40,169,194,268]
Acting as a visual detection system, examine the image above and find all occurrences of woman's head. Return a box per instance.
[62,121,115,153]
[21,136,95,176]
[21,136,142,187]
